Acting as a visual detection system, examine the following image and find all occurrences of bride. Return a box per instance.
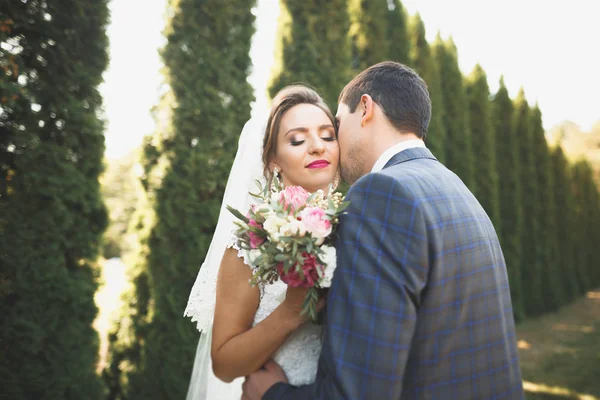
[184,85,340,399]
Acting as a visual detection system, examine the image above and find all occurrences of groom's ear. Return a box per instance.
[360,94,375,127]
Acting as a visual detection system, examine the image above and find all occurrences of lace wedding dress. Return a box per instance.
[232,242,323,386]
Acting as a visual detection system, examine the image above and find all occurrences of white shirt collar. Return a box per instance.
[371,139,426,173]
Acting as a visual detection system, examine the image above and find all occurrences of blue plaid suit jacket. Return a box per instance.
[265,147,523,399]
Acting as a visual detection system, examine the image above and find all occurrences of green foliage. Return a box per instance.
[570,160,600,293]
[0,1,109,398]
[550,146,581,303]
[491,79,525,321]
[407,14,447,163]
[514,89,543,317]
[465,65,500,231]
[349,0,390,72]
[269,0,352,109]
[530,105,564,311]
[433,36,474,188]
[386,0,410,64]
[103,1,257,399]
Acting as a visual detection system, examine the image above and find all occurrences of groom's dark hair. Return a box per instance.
[339,61,431,139]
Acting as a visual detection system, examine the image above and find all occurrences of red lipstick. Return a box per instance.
[306,160,330,169]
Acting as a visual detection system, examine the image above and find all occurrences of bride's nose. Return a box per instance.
[308,136,325,155]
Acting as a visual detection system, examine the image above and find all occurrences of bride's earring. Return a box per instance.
[271,167,281,191]
[273,167,284,182]
[331,170,341,191]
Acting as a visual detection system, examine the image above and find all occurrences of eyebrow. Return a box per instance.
[284,124,335,137]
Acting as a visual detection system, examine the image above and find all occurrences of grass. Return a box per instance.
[517,290,600,399]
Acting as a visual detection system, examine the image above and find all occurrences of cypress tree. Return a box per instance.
[589,178,600,287]
[0,1,109,398]
[491,78,525,321]
[530,105,564,311]
[386,0,410,64]
[550,146,580,302]
[570,161,589,294]
[348,0,390,71]
[103,1,256,398]
[589,176,600,287]
[268,0,352,109]
[571,160,599,293]
[407,14,447,163]
[465,64,500,231]
[433,36,474,188]
[514,89,543,316]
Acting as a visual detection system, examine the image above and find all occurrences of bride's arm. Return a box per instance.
[211,248,307,383]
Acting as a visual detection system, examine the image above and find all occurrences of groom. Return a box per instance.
[243,62,524,399]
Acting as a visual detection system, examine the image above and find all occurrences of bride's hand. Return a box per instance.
[281,287,327,323]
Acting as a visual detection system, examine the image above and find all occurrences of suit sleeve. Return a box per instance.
[263,173,430,400]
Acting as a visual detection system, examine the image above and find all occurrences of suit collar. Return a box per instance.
[382,147,438,170]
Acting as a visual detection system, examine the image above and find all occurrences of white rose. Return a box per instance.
[318,245,337,288]
[278,217,306,237]
[263,214,285,239]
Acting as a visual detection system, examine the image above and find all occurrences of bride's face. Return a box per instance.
[270,103,339,193]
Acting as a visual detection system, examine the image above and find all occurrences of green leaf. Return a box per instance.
[249,191,264,199]
[227,205,250,223]
[336,201,351,213]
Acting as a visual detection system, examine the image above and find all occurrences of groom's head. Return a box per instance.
[336,61,431,183]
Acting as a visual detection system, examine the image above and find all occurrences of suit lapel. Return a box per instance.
[382,147,438,170]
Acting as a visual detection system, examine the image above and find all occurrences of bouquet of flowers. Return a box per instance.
[227,177,349,322]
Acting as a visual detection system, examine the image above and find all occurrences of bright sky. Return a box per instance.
[101,0,599,159]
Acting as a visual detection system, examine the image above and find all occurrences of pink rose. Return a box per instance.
[277,253,322,288]
[299,207,332,244]
[247,219,265,249]
[279,186,310,214]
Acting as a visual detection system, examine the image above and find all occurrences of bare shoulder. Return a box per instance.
[218,247,254,283]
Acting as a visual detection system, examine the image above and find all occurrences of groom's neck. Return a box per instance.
[367,129,422,165]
